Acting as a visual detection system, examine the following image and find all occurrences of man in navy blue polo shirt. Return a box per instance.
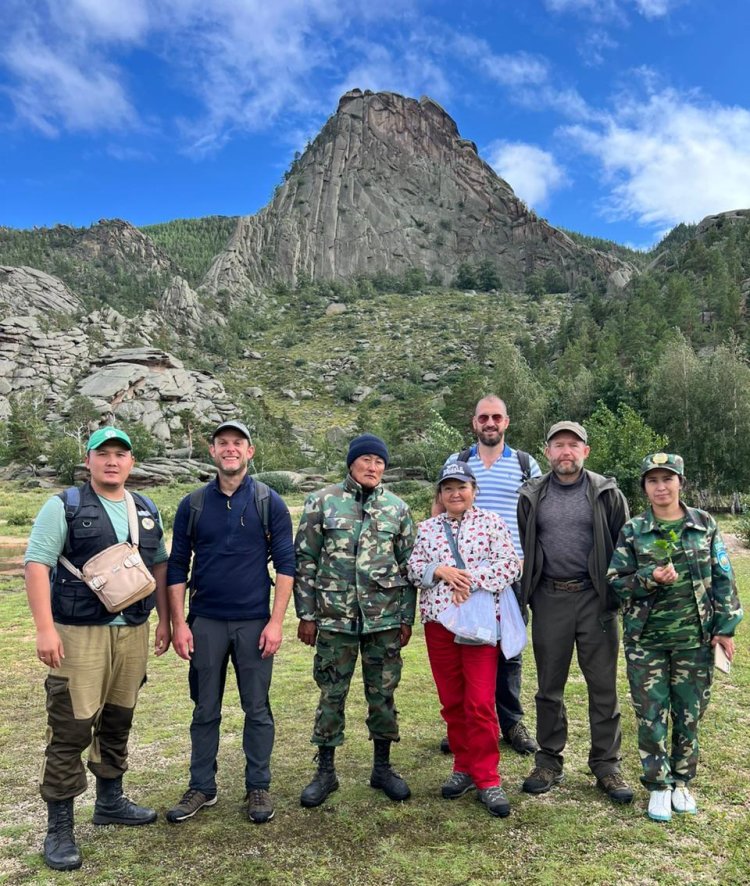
[166,420,294,825]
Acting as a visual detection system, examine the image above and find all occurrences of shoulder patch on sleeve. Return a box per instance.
[716,546,732,573]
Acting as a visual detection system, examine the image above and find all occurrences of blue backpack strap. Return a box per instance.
[57,486,80,520]
[131,491,159,520]
[57,486,81,555]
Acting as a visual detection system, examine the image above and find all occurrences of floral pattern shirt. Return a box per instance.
[407,506,521,624]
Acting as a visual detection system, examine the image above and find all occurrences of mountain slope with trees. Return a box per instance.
[0,92,749,501]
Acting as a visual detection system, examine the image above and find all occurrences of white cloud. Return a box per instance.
[486,141,568,209]
[330,44,454,114]
[544,0,677,18]
[3,36,135,135]
[633,0,677,19]
[563,90,750,229]
[52,0,151,41]
[580,29,618,66]
[543,0,623,21]
[106,144,155,162]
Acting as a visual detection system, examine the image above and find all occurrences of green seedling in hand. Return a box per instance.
[653,529,679,566]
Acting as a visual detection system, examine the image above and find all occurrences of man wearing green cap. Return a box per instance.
[24,426,170,871]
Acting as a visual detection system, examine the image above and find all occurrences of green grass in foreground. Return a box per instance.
[0,561,747,885]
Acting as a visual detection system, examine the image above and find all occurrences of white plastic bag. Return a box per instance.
[437,590,498,645]
[498,586,527,658]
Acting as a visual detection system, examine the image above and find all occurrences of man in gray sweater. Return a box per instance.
[517,421,633,803]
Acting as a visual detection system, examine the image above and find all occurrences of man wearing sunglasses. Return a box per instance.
[437,395,542,756]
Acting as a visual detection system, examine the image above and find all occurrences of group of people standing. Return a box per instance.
[24,397,743,871]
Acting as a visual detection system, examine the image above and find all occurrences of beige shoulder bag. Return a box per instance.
[58,491,157,613]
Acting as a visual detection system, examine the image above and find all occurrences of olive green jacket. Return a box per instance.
[607,505,743,643]
[294,474,416,634]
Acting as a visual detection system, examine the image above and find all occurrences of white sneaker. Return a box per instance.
[672,785,697,814]
[648,789,672,822]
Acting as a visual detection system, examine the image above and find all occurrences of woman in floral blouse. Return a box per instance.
[408,462,520,817]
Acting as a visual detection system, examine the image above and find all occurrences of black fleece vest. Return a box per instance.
[52,482,162,626]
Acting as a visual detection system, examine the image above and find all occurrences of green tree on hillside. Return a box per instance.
[4,393,48,466]
[585,402,667,507]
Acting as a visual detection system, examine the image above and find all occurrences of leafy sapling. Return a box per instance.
[653,529,680,566]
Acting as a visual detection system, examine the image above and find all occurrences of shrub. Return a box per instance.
[386,480,430,497]
[49,437,82,485]
[7,509,34,526]
[158,505,176,533]
[335,375,358,403]
[254,472,297,495]
[737,512,750,548]
[400,486,436,523]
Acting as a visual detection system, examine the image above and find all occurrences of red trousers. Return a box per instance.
[424,621,501,789]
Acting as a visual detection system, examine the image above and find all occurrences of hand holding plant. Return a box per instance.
[653,529,679,566]
[652,529,679,585]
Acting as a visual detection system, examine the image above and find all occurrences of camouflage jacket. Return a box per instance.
[607,505,743,643]
[294,474,417,634]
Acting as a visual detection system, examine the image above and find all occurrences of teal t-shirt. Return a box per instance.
[641,517,702,649]
[25,493,167,626]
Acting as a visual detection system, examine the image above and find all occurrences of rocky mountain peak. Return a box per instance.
[201,89,634,305]
[73,218,174,274]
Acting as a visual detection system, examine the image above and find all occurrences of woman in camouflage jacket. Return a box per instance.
[607,453,743,822]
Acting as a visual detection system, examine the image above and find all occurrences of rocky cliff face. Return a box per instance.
[67,218,175,276]
[202,90,635,304]
[0,310,236,443]
[0,266,82,316]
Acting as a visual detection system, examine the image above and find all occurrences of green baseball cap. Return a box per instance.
[86,426,133,452]
[640,452,684,477]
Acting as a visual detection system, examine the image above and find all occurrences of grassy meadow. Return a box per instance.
[0,484,747,886]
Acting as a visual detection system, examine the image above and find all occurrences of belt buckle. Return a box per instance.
[554,580,582,592]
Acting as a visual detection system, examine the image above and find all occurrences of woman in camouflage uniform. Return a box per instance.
[607,453,743,822]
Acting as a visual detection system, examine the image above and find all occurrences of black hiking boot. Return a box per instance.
[300,747,339,808]
[369,739,410,801]
[44,799,82,871]
[92,776,157,826]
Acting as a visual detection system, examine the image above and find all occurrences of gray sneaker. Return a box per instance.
[245,789,275,824]
[165,789,217,823]
[477,786,511,817]
[441,771,475,799]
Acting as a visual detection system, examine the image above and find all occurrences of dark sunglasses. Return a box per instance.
[476,413,505,424]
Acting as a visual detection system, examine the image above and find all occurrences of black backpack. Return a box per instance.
[457,444,532,481]
[186,478,272,560]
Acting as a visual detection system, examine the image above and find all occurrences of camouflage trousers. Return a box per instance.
[311,627,403,747]
[624,642,713,790]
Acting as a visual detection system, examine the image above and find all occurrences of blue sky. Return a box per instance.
[2,0,749,249]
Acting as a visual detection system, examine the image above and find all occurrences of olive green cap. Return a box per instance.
[640,452,684,477]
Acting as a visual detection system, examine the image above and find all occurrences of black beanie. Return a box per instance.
[346,433,389,468]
